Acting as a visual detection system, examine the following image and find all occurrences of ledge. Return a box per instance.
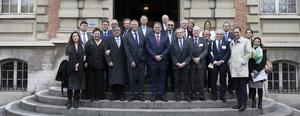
[263,42,300,48]
[0,15,36,19]
[0,41,54,47]
[260,15,300,19]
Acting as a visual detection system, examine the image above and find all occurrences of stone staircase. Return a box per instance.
[1,85,300,116]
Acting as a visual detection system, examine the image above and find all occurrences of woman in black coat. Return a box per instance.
[85,28,106,101]
[66,31,86,109]
[248,37,267,109]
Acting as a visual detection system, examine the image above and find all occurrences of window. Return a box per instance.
[268,62,298,93]
[0,60,27,91]
[0,0,34,14]
[262,0,297,14]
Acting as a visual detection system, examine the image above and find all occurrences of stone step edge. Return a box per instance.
[19,95,276,116]
[35,90,240,109]
[258,102,294,116]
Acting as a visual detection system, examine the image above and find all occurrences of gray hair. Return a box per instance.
[215,29,224,35]
[167,20,175,26]
[223,22,231,28]
[111,19,118,25]
[175,28,184,34]
[153,22,162,28]
[231,25,235,28]
[113,26,121,30]
[131,19,138,25]
[180,19,188,24]
[202,30,211,37]
[162,15,169,19]
[193,26,200,31]
[140,15,148,21]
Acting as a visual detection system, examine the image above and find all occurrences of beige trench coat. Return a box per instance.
[228,36,252,78]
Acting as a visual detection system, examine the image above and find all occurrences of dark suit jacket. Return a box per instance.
[188,37,208,69]
[78,32,93,45]
[101,30,113,41]
[249,49,267,75]
[124,31,147,64]
[122,28,132,37]
[165,30,177,45]
[208,38,230,67]
[146,33,170,65]
[171,39,192,69]
[137,26,153,37]
[224,32,234,44]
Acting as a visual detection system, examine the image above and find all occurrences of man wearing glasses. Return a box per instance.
[166,20,176,92]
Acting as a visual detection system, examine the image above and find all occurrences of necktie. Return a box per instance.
[184,30,187,40]
[135,33,138,45]
[143,27,146,30]
[156,35,159,47]
[218,40,221,53]
[82,33,86,45]
[169,31,171,35]
[179,40,183,52]
[104,32,107,38]
[194,39,198,54]
[224,32,228,41]
[116,38,120,48]
[164,25,167,31]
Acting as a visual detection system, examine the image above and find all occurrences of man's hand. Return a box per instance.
[84,62,88,68]
[105,50,111,56]
[108,62,113,67]
[75,63,79,71]
[155,55,162,62]
[131,62,136,67]
[194,57,200,64]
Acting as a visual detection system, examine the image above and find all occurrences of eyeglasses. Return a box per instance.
[216,34,223,36]
[168,24,174,26]
[113,30,120,32]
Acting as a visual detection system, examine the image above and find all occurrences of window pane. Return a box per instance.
[29,4,33,13]
[279,0,286,3]
[21,0,28,4]
[3,0,9,3]
[288,1,296,13]
[10,4,18,13]
[279,4,287,13]
[21,4,28,13]
[29,0,33,3]
[10,0,17,4]
[2,4,9,13]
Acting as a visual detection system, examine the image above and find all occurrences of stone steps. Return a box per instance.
[258,102,294,116]
[0,105,5,116]
[18,95,277,116]
[49,87,236,100]
[36,90,239,109]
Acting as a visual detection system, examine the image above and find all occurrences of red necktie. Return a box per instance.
[156,36,159,47]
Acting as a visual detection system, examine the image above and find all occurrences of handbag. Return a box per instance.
[208,40,214,69]
[264,58,273,73]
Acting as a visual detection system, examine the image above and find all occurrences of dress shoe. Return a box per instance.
[66,100,72,109]
[106,89,111,92]
[151,97,156,102]
[120,96,125,101]
[220,97,226,102]
[91,97,95,102]
[239,105,246,111]
[258,102,262,109]
[191,97,196,101]
[199,97,206,101]
[81,94,86,100]
[228,89,233,94]
[232,104,241,109]
[161,97,168,102]
[184,97,191,102]
[95,98,100,101]
[73,101,78,109]
[212,97,217,101]
[140,97,145,102]
[175,98,180,102]
[208,88,212,92]
[128,97,135,102]
[109,95,118,101]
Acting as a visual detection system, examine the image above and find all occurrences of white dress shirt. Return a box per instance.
[142,26,147,36]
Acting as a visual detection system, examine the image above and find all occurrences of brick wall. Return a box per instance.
[234,0,249,36]
[46,0,61,38]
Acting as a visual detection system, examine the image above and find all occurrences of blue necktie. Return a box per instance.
[225,33,228,41]
[116,38,120,48]
[82,33,86,45]
[134,33,138,45]
[179,40,183,52]
[143,27,146,30]
[194,39,198,54]
[218,41,221,53]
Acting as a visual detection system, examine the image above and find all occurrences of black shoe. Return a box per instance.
[239,105,246,111]
[95,98,100,101]
[66,100,72,109]
[252,99,256,108]
[91,98,95,102]
[73,101,78,109]
[228,89,233,94]
[184,97,191,102]
[191,97,196,101]
[140,97,145,102]
[232,104,241,109]
[128,97,135,102]
[161,97,168,102]
[81,94,86,99]
[220,97,226,102]
[258,102,262,109]
[106,89,111,92]
[120,96,125,101]
[212,97,217,101]
[109,95,118,101]
[175,98,180,102]
[199,97,206,101]
[151,97,156,102]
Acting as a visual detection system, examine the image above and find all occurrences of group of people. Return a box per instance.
[64,14,267,112]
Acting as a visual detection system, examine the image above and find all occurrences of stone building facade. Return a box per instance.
[0,0,300,106]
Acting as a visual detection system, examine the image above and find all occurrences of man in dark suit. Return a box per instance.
[109,19,119,34]
[187,26,208,101]
[161,15,169,35]
[122,18,132,37]
[165,20,176,92]
[124,20,146,102]
[171,28,193,102]
[203,31,212,93]
[101,20,113,41]
[104,26,127,101]
[146,22,170,102]
[138,15,153,85]
[180,19,191,40]
[223,22,235,94]
[209,29,230,102]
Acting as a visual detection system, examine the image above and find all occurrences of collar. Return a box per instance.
[103,30,108,33]
[132,31,138,35]
[193,37,199,40]
[178,39,184,42]
[80,31,87,35]
[155,33,161,37]
[114,36,120,40]
[142,26,147,28]
[235,36,245,43]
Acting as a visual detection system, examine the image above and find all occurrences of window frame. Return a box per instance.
[261,0,298,15]
[0,0,35,15]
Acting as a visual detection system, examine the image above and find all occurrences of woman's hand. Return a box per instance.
[253,70,258,75]
[75,63,79,71]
